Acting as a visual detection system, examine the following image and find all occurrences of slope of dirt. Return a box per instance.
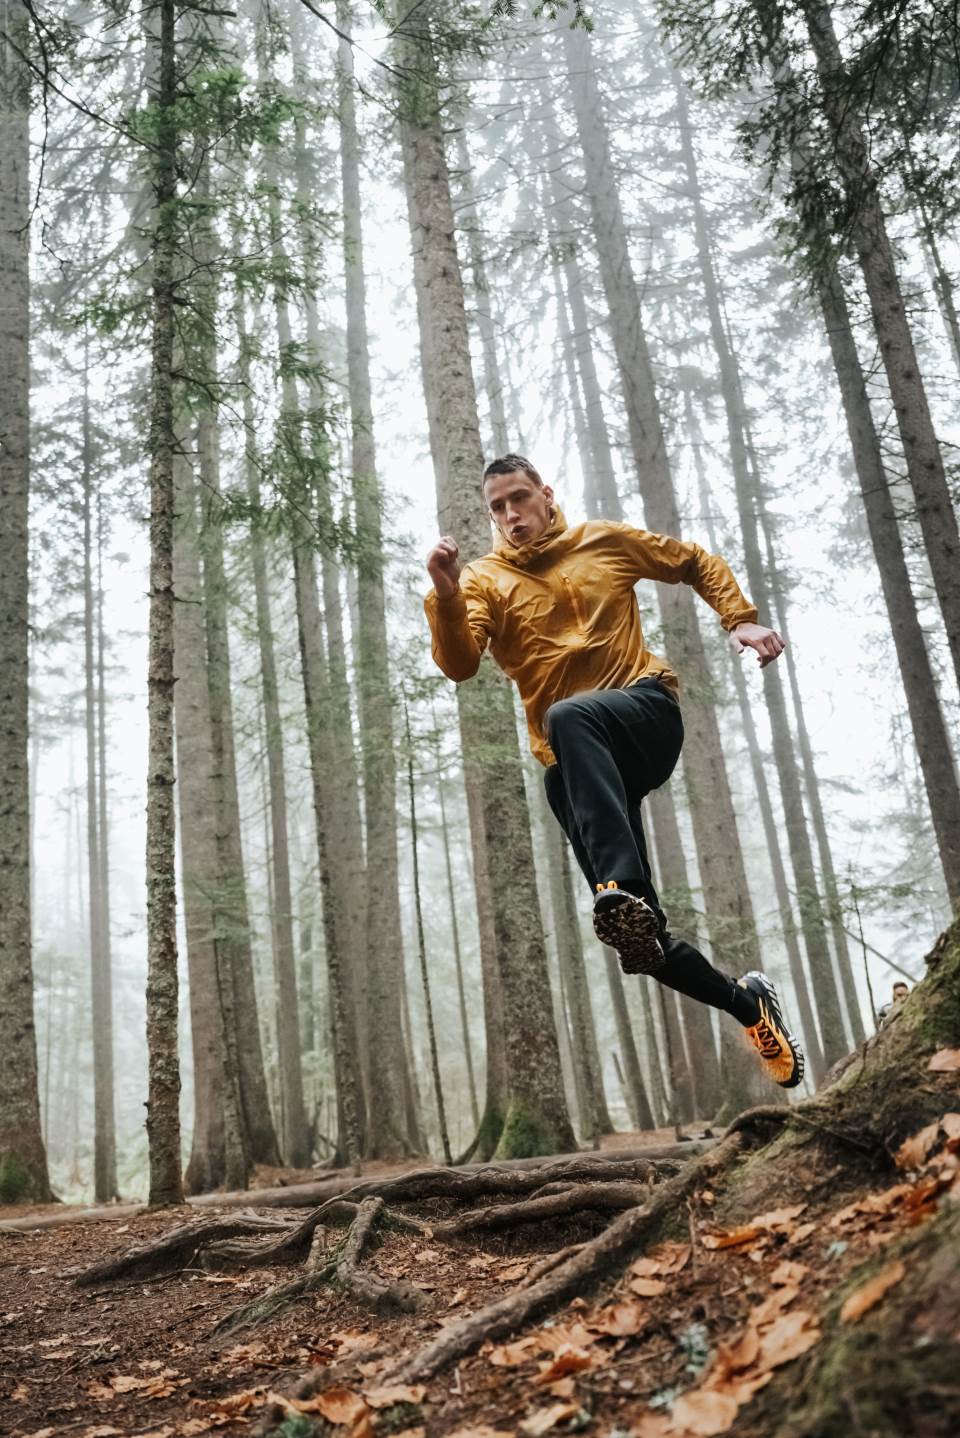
[2,1106,958,1438]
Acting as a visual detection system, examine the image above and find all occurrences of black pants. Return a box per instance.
[543,680,752,1022]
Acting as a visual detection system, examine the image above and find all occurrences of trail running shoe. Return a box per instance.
[737,971,805,1089]
[593,882,665,976]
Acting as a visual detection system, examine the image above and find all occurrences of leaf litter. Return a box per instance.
[5,1118,960,1438]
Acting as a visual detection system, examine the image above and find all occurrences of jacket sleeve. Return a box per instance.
[618,525,759,632]
[424,568,496,681]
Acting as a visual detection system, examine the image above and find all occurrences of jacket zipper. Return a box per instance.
[562,574,586,630]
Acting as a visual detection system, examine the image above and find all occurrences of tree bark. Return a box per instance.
[143,0,183,1206]
[398,17,575,1158]
[82,330,118,1203]
[405,702,452,1161]
[198,407,280,1166]
[0,0,51,1204]
[174,452,248,1195]
[809,258,960,911]
[799,0,960,691]
[434,732,480,1130]
[292,531,365,1168]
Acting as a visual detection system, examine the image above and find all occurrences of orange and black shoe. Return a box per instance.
[593,882,665,976]
[737,971,805,1089]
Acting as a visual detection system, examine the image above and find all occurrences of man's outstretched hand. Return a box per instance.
[731,622,786,668]
[427,535,462,599]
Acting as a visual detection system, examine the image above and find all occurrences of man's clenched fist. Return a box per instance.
[427,535,462,599]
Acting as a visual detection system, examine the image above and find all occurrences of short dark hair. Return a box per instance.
[482,454,544,490]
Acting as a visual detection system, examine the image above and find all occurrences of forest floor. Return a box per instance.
[2,1118,958,1438]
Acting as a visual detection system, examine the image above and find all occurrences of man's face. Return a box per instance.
[484,471,555,546]
[893,983,908,1002]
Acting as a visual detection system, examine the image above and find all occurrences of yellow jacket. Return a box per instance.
[424,512,757,766]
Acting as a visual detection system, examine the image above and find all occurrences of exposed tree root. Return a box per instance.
[423,1180,655,1237]
[385,1130,744,1383]
[80,1150,675,1288]
[75,1215,294,1287]
[212,1196,427,1339]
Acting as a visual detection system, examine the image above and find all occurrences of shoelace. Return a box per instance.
[752,1018,784,1059]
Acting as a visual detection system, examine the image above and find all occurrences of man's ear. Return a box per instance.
[542,485,555,506]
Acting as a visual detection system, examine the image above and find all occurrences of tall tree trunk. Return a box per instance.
[198,407,280,1165]
[405,703,452,1162]
[798,0,960,690]
[0,0,51,1203]
[82,333,118,1202]
[435,733,480,1130]
[809,259,960,910]
[562,24,772,1113]
[452,129,510,453]
[234,290,310,1166]
[398,17,575,1158]
[674,72,847,1063]
[174,453,248,1194]
[292,531,365,1167]
[143,0,182,1206]
[683,389,827,1081]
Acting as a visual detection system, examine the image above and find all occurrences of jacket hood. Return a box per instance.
[492,507,571,567]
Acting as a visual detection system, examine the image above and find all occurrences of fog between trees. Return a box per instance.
[1,0,957,1204]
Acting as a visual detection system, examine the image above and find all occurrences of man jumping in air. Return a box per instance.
[425,455,804,1090]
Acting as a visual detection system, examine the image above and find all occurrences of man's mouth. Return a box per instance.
[511,524,527,538]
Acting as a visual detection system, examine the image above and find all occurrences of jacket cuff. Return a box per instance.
[720,605,759,633]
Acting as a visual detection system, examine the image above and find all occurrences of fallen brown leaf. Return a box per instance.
[940,1113,960,1140]
[80,1428,124,1438]
[500,1262,529,1281]
[519,1402,580,1435]
[545,1377,576,1398]
[629,1276,667,1297]
[534,1322,598,1352]
[670,1388,739,1435]
[296,1387,369,1423]
[713,1325,759,1376]
[631,1242,690,1278]
[769,1259,809,1287]
[928,1049,960,1072]
[632,1414,673,1438]
[200,1386,266,1417]
[700,1225,763,1251]
[588,1300,647,1336]
[751,1284,800,1326]
[896,1122,943,1170]
[414,1248,440,1263]
[749,1203,808,1232]
[840,1260,906,1322]
[534,1345,594,1384]
[488,1335,538,1367]
[757,1310,821,1368]
[363,1384,426,1409]
[330,1329,381,1354]
[84,1380,115,1402]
